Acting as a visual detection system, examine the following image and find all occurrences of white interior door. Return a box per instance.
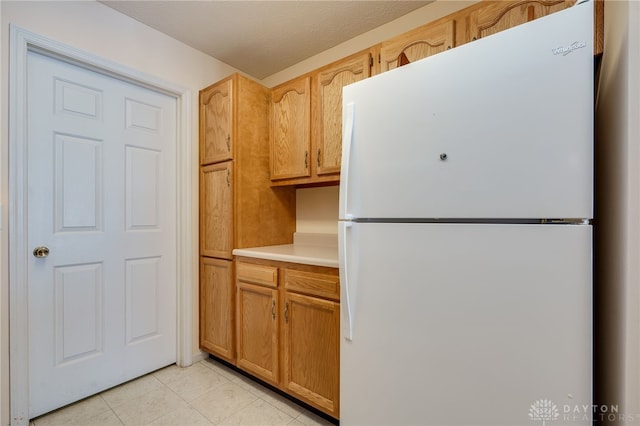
[27,50,177,418]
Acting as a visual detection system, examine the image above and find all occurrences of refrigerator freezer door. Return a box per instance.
[340,222,592,425]
[339,1,593,221]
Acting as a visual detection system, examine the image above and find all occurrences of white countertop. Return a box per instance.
[232,233,338,268]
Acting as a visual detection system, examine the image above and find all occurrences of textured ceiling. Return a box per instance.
[100,1,432,79]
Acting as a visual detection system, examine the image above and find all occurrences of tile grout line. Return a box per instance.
[100,393,126,426]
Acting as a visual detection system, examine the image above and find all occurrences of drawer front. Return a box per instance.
[284,269,339,301]
[236,262,278,288]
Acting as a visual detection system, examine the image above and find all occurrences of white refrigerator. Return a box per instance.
[338,2,593,425]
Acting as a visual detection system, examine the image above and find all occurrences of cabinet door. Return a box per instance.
[200,257,234,362]
[200,161,233,259]
[468,0,574,42]
[314,52,371,176]
[236,282,279,385]
[200,79,233,165]
[379,20,455,72]
[271,76,311,180]
[283,292,340,418]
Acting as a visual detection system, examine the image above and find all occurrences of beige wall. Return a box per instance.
[296,187,339,234]
[595,0,640,423]
[0,2,239,424]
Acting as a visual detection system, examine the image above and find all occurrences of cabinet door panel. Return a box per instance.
[236,282,279,385]
[200,79,233,165]
[200,258,234,361]
[283,292,340,417]
[468,0,574,42]
[200,161,233,259]
[271,77,311,180]
[315,53,370,176]
[379,20,454,72]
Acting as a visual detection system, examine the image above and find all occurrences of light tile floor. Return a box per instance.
[30,358,336,426]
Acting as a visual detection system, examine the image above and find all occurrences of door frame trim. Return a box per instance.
[8,25,194,425]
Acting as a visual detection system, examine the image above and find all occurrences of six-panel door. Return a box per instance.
[27,50,177,417]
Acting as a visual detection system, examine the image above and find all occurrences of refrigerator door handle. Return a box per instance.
[339,102,355,221]
[339,221,354,340]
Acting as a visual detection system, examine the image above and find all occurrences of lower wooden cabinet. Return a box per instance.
[199,257,234,362]
[236,264,280,385]
[282,292,340,416]
[235,257,340,419]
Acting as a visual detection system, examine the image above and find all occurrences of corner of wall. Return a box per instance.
[594,0,640,422]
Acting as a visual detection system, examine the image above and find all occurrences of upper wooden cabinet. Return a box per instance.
[267,0,601,187]
[466,0,574,43]
[200,79,232,165]
[378,19,455,73]
[270,76,311,181]
[314,51,372,178]
[462,0,603,55]
[271,50,372,186]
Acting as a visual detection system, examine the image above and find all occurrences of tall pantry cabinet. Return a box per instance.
[199,74,295,362]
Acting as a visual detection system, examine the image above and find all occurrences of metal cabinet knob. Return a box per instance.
[33,246,50,258]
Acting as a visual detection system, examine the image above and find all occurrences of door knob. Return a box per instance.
[33,246,50,258]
